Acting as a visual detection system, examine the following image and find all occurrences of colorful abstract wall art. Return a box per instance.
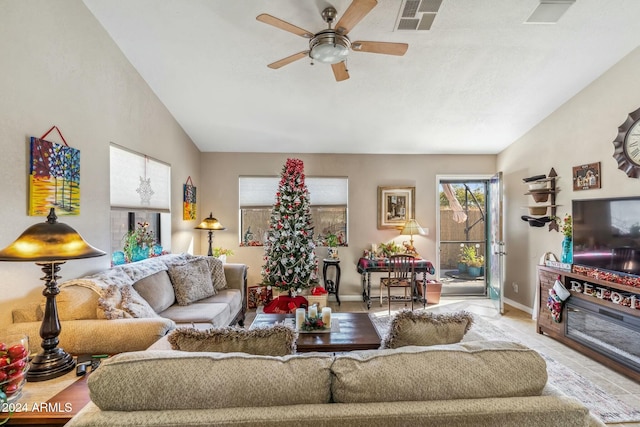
[183,177,197,220]
[29,137,80,216]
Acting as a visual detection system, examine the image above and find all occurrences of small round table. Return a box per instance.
[322,258,341,305]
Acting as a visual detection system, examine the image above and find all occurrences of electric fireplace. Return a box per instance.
[566,297,640,374]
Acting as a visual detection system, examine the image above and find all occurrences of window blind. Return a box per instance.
[110,144,171,212]
[239,176,348,207]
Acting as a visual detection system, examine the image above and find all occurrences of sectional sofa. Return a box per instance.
[1,254,247,355]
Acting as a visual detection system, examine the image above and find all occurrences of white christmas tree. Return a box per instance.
[261,158,318,293]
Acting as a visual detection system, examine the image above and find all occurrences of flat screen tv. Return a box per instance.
[572,197,640,276]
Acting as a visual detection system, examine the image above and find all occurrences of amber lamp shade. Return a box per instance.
[0,208,105,381]
[195,212,225,256]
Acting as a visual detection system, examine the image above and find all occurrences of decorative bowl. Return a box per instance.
[528,182,548,190]
[528,206,548,215]
[0,334,29,402]
[529,192,549,203]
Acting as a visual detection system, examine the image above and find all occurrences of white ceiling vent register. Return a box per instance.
[395,0,442,31]
[526,0,576,24]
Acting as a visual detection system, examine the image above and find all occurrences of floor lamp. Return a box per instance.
[0,208,105,381]
[195,212,225,256]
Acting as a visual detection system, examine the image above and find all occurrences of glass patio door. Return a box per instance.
[437,179,488,296]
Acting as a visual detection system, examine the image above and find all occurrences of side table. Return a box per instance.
[322,258,341,305]
[2,367,91,425]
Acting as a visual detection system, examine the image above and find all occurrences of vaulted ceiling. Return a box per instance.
[82,0,640,154]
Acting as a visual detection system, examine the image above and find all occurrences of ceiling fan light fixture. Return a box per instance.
[309,30,351,64]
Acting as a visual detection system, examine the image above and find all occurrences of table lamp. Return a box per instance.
[400,219,427,255]
[195,212,226,256]
[0,208,105,381]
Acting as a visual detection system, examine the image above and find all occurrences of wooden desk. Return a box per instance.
[252,312,381,352]
[356,257,435,309]
[2,368,90,425]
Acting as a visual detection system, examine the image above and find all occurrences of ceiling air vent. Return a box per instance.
[395,0,442,31]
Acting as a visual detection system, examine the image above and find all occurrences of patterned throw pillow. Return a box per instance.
[381,310,474,349]
[167,258,216,305]
[195,255,227,291]
[167,325,297,356]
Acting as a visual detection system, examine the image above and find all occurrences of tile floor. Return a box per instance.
[246,296,640,426]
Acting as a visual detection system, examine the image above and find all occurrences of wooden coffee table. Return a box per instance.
[2,368,91,425]
[252,312,381,352]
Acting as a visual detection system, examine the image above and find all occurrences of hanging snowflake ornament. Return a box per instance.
[136,176,154,205]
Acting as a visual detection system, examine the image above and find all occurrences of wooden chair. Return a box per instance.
[380,254,416,314]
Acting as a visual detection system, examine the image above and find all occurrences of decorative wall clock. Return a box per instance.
[613,107,640,178]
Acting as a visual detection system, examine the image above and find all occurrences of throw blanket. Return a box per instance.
[60,254,224,319]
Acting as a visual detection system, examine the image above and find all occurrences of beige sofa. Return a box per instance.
[1,254,247,355]
[66,341,603,427]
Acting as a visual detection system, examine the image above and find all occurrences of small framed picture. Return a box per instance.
[377,186,415,229]
[572,162,601,191]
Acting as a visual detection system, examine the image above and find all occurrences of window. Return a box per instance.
[109,144,171,259]
[239,176,348,246]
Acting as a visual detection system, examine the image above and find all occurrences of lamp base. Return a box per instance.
[27,348,76,382]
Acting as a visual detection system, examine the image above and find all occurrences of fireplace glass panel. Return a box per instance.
[566,298,640,373]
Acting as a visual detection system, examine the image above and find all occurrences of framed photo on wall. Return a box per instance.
[572,162,601,191]
[377,186,415,229]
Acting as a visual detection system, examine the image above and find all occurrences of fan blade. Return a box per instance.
[331,62,350,82]
[256,14,314,38]
[351,41,408,56]
[268,51,309,69]
[335,0,377,35]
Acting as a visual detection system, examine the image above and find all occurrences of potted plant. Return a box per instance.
[212,247,234,263]
[326,233,339,259]
[560,214,573,264]
[457,244,474,273]
[467,254,484,277]
[123,222,157,263]
[460,244,484,277]
[464,245,484,277]
[379,241,402,258]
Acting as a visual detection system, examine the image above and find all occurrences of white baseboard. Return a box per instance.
[503,297,533,315]
[330,295,364,302]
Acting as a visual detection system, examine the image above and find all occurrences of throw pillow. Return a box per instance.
[187,255,227,291]
[167,258,216,305]
[120,285,160,318]
[381,310,474,349]
[133,271,176,313]
[97,284,132,320]
[167,325,297,356]
[209,257,227,291]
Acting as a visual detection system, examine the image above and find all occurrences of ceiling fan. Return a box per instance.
[256,0,408,82]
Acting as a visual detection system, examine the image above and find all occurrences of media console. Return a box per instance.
[537,265,640,382]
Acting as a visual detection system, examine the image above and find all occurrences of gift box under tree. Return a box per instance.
[247,285,273,309]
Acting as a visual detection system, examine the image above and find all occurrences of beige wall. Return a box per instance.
[497,46,640,312]
[200,153,496,298]
[0,0,201,328]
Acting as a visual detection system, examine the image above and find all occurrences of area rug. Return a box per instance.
[370,311,640,424]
